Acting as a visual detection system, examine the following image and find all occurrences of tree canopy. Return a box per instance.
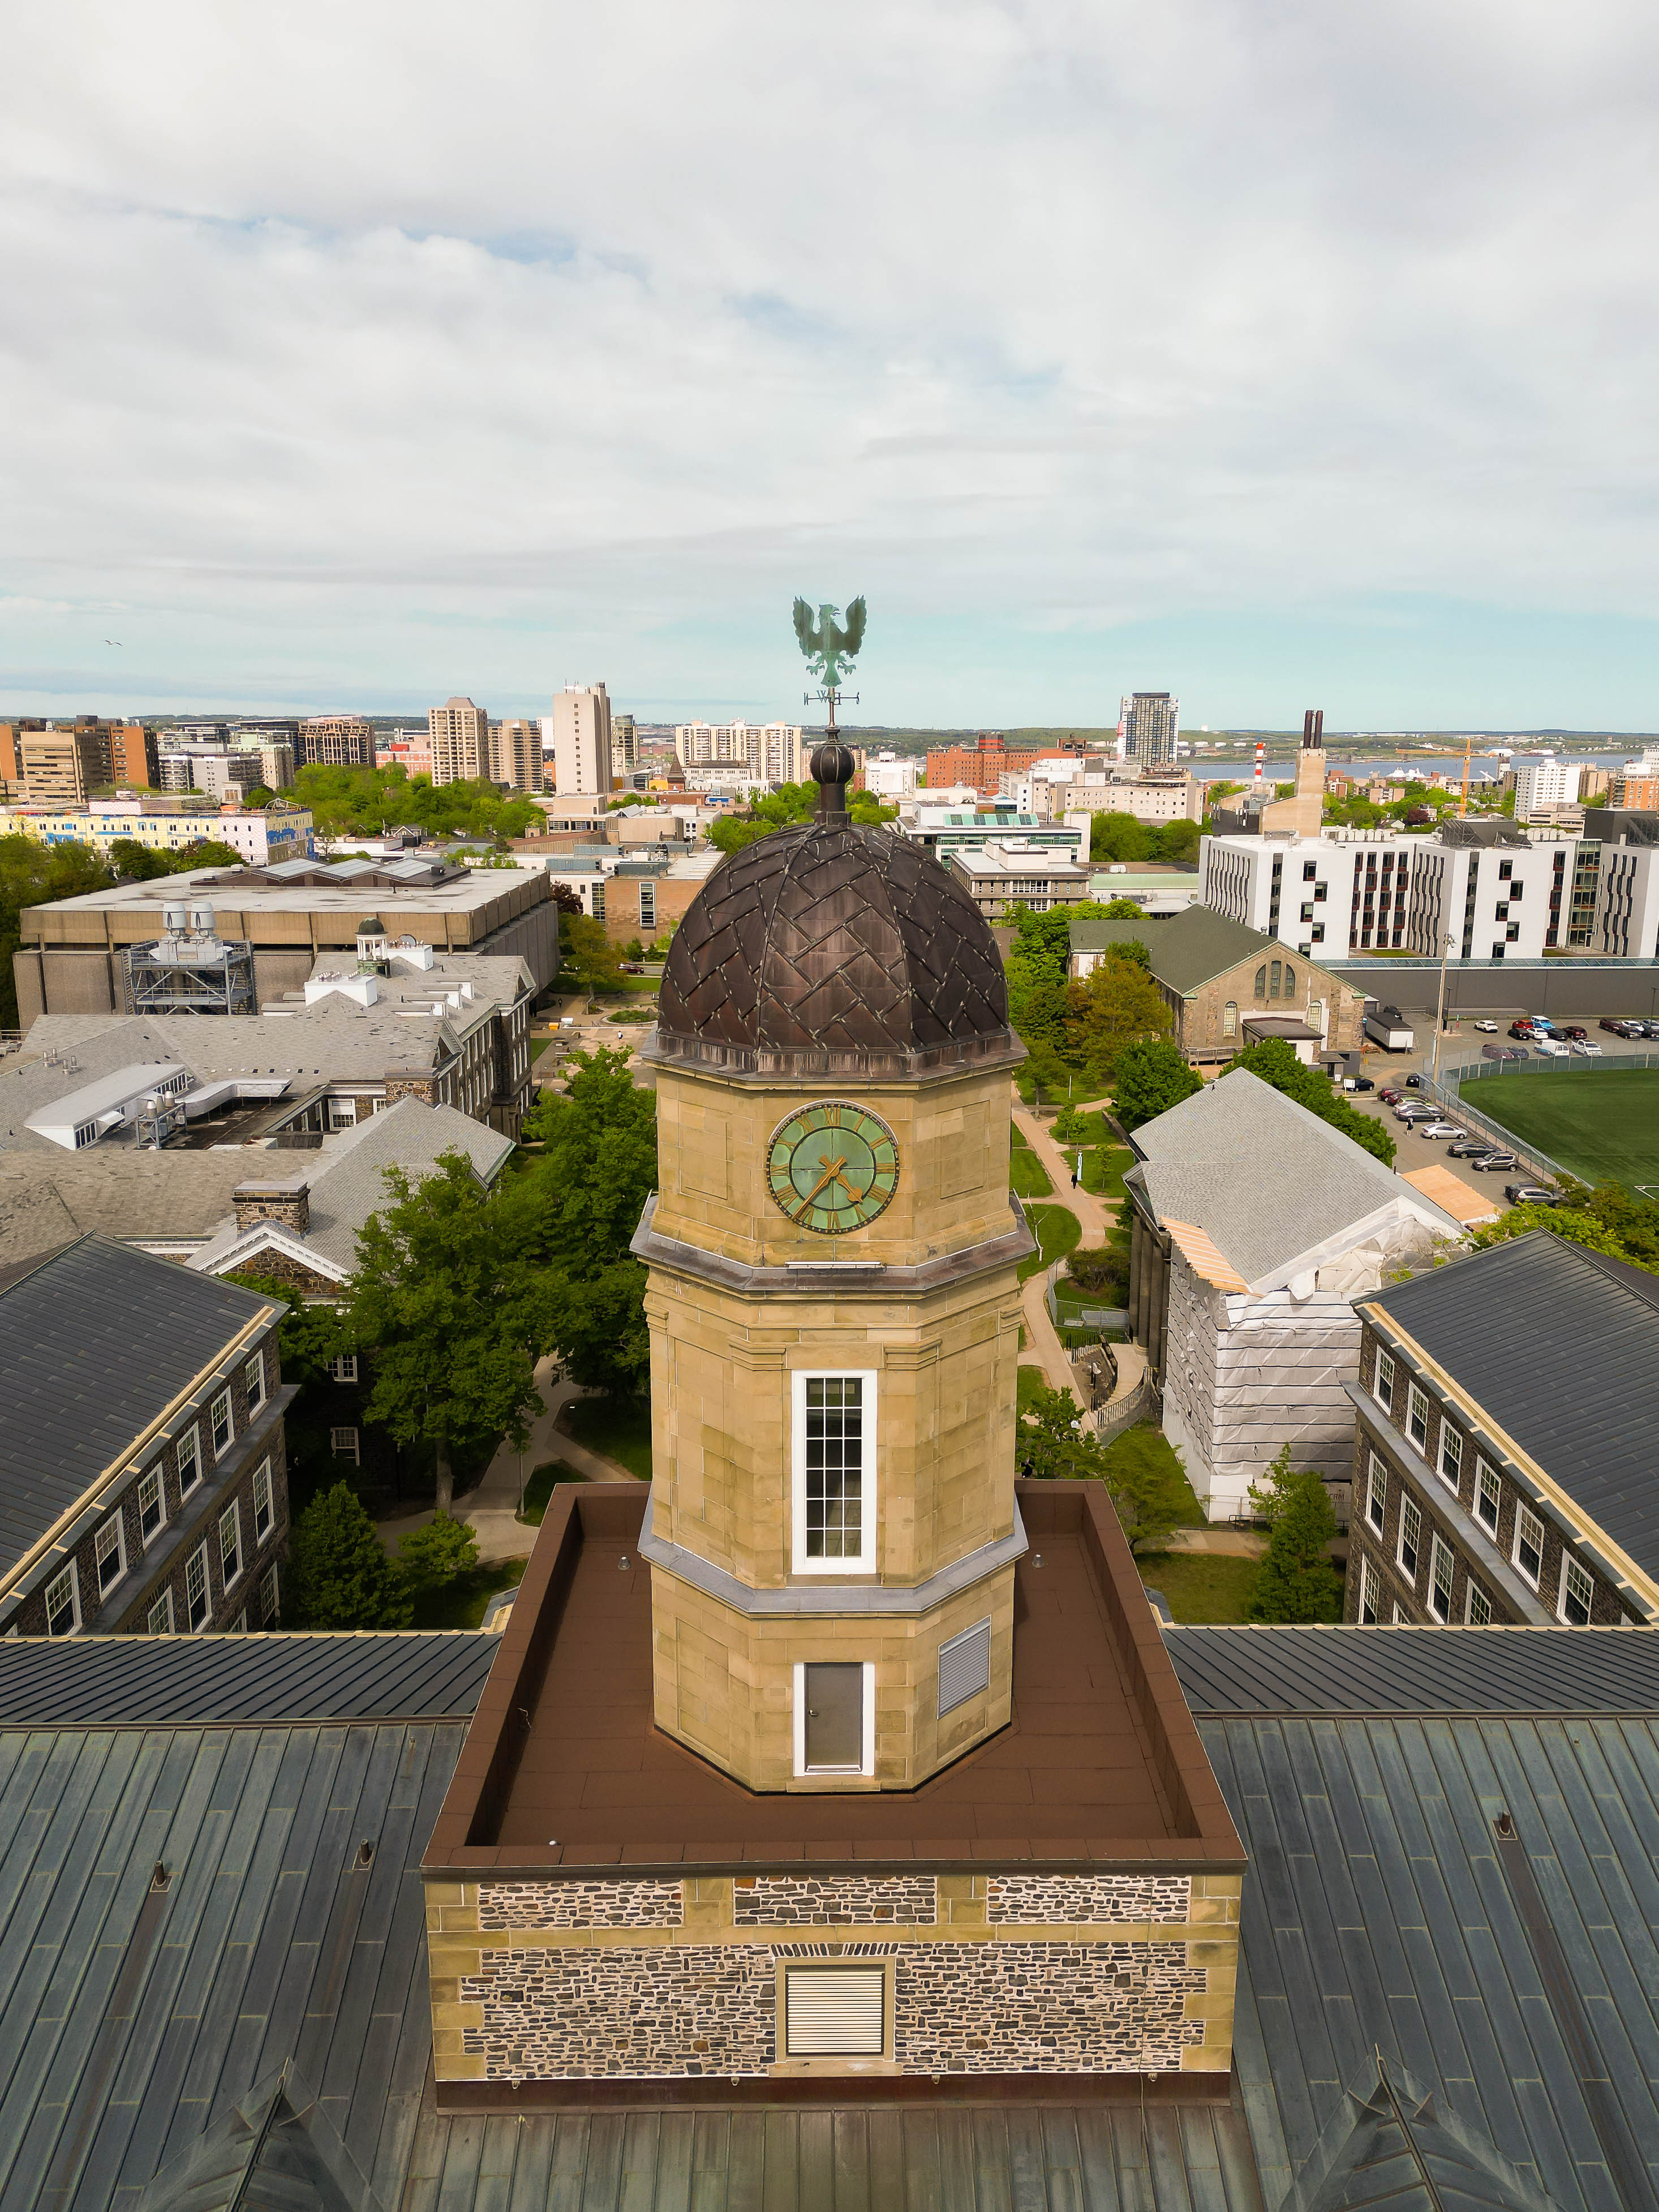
[706,780,896,856]
[1111,1039,1204,1129]
[107,836,244,880]
[1247,1447,1344,1623]
[294,761,541,843]
[1472,1180,1659,1273]
[1088,811,1202,866]
[1017,1390,1188,1554]
[0,834,114,1028]
[1222,1037,1396,1167]
[559,910,627,996]
[286,1482,412,1629]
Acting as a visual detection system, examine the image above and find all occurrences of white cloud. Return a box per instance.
[3,0,1659,722]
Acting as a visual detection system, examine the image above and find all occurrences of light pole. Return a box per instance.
[1430,929,1456,1091]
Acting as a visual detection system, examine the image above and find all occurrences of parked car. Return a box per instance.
[1348,1076,1376,1092]
[1600,1018,1626,1034]
[1534,1040,1570,1058]
[1394,1103,1432,1122]
[1379,1086,1403,1104]
[1480,1043,1529,1062]
[1449,1137,1495,1157]
[1505,1184,1562,1206]
[1421,1122,1465,1139]
[1527,1015,1558,1033]
[1562,1025,1588,1041]
[1469,1150,1518,1171]
[1571,1040,1602,1056]
[1473,1019,1499,1033]
[1635,1020,1659,1040]
[1508,1023,1536,1040]
[1404,1073,1425,1088]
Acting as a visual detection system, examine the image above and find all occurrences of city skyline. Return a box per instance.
[7,6,1659,727]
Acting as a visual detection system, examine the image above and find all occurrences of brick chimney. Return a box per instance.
[233,1178,311,1236]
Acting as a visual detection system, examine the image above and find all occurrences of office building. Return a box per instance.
[858,748,919,800]
[1,719,154,805]
[543,682,613,796]
[673,720,804,785]
[296,716,375,770]
[945,840,1093,918]
[189,751,267,804]
[923,732,1062,795]
[896,804,1085,869]
[376,726,435,779]
[489,718,545,794]
[428,697,491,785]
[1511,757,1581,820]
[0,800,312,870]
[1120,692,1180,767]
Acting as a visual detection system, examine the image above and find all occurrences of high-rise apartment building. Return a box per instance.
[612,712,638,781]
[545,683,613,796]
[1121,693,1180,767]
[1,718,156,801]
[428,698,491,785]
[489,719,545,794]
[1511,758,1581,819]
[297,717,375,770]
[673,721,804,784]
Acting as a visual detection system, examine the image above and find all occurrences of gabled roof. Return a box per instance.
[1282,2059,1565,2212]
[0,1148,256,1267]
[133,2061,386,2212]
[1127,1070,1464,1285]
[1069,904,1329,996]
[1364,1231,1659,1577]
[0,1235,278,1582]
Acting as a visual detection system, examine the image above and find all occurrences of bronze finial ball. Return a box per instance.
[810,738,856,789]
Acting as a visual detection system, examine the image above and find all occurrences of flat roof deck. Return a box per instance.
[426,1485,1243,1872]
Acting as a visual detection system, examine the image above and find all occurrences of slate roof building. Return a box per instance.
[0,1235,293,1639]
[1346,1229,1659,1630]
[1124,1071,1465,1517]
[6,1606,1659,2206]
[1068,908,1365,1068]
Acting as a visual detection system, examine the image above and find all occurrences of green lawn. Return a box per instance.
[1081,1144,1133,1202]
[1009,1147,1054,1199]
[1018,1203,1083,1283]
[1465,1068,1659,1192]
[1017,1364,1053,1418]
[518,1459,586,1526]
[1138,1551,1261,1624]
[528,1035,552,1061]
[410,1558,531,1630]
[564,1394,652,1477]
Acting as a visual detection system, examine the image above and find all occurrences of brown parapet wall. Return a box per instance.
[432,2069,1235,2115]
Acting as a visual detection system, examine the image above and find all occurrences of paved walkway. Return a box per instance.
[376,1356,642,1564]
[1011,1105,1112,1245]
[1012,1102,1144,1428]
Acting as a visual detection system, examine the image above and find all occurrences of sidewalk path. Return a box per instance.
[376,1356,642,1563]
[1013,1102,1125,1423]
[1011,1106,1112,1247]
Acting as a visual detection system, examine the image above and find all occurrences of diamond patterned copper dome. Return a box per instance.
[652,818,1019,1079]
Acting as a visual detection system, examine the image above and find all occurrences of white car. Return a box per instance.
[1473,1019,1499,1033]
[1571,1039,1602,1056]
[1534,1038,1570,1058]
[1420,1122,1465,1140]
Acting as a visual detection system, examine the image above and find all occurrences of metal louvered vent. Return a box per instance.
[784,1966,886,2056]
[938,1617,992,1716]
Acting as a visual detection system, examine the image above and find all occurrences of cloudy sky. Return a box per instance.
[3,0,1658,729]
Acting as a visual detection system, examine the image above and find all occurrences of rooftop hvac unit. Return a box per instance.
[162,904,188,934]
[188,904,215,935]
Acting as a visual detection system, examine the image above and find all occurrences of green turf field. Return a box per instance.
[1465,1068,1659,1193]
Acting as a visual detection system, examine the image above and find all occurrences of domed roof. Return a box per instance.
[653,742,1019,1077]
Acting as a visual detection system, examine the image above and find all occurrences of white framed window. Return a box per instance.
[1428,1534,1455,1623]
[252,1460,273,1543]
[1407,1385,1430,1454]
[1465,1579,1492,1627]
[782,1964,887,2058]
[219,1502,242,1588]
[227,1612,247,1636]
[1222,1000,1237,1038]
[1397,1493,1422,1584]
[260,1565,280,1628]
[93,1515,126,1601]
[1558,1554,1594,1627]
[791,1371,876,1575]
[44,1564,79,1639]
[1358,1554,1380,1624]
[184,1544,210,1632]
[176,1426,202,1497]
[1391,1600,1410,1625]
[330,1426,360,1465]
[328,1354,359,1384]
[210,1390,233,1456]
[148,1589,175,1635]
[1438,1425,1463,1495]
[243,1353,265,1415]
[1365,1454,1387,1533]
[1476,1459,1501,1534]
[1513,1504,1545,1590]
[137,1468,165,1545]
[793,1660,875,1777]
[1374,1349,1395,1414]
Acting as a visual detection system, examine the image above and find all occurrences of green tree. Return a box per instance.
[1098,897,1144,920]
[1089,811,1157,864]
[560,910,626,995]
[0,834,115,1029]
[1472,1201,1635,1266]
[1112,1039,1203,1129]
[1223,1038,1396,1167]
[287,1482,412,1629]
[1247,1446,1344,1622]
[1017,1390,1184,1554]
[346,1152,543,1511]
[242,784,276,809]
[707,781,896,856]
[109,839,174,880]
[396,1511,479,1593]
[1063,955,1171,1077]
[1051,1103,1086,1144]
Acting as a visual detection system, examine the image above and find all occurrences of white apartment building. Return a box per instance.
[544,684,614,796]
[1060,772,1201,826]
[861,749,919,801]
[1119,693,1180,767]
[1512,758,1581,819]
[489,720,545,795]
[946,842,1094,919]
[1202,818,1659,962]
[428,698,490,785]
[897,806,1087,870]
[673,721,805,785]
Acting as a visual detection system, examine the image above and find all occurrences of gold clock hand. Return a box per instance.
[799,1154,848,1207]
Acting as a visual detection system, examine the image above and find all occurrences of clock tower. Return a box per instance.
[634,741,1031,1792]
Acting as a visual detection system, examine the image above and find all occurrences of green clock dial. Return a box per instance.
[767,1101,900,1235]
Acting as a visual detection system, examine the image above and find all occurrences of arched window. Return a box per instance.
[1283,963,1296,996]
[1254,965,1267,1000]
[1223,1000,1237,1037]
[1269,960,1282,999]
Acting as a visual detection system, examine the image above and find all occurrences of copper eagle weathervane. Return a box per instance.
[793,595,866,733]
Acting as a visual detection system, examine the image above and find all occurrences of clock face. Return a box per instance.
[767,1101,899,1235]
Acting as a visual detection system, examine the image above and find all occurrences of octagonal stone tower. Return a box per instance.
[633,740,1031,1792]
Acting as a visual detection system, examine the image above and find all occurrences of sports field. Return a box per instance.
[1465,1067,1659,1193]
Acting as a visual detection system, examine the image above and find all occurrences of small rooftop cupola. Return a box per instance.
[355,914,389,973]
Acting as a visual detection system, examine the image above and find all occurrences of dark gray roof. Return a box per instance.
[1281,2058,1562,2212]
[1069,905,1339,997]
[0,1719,463,2211]
[0,1631,499,1725]
[1365,1231,1659,1577]
[403,2104,1262,2211]
[1166,1624,1659,1715]
[0,1234,278,1580]
[1209,1710,1659,2212]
